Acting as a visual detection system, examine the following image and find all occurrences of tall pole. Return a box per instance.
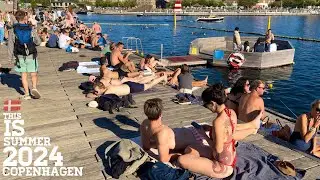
[173,12,176,29]
[267,16,271,30]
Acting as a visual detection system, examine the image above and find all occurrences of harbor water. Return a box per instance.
[79,14,320,118]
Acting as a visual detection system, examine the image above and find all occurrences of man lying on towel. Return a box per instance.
[90,74,167,97]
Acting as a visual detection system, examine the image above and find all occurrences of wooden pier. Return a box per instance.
[0,47,319,180]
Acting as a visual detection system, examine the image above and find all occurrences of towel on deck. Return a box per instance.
[194,142,305,180]
[131,137,306,180]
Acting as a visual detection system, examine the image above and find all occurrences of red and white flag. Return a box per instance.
[3,99,21,112]
[174,0,182,13]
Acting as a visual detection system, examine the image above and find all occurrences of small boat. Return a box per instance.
[137,13,144,17]
[76,11,94,15]
[197,15,224,22]
[190,36,295,69]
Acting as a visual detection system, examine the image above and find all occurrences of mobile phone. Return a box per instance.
[191,121,202,129]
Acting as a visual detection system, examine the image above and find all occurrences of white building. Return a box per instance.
[51,0,76,8]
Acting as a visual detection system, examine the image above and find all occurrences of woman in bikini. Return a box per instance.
[290,99,320,157]
[226,77,250,114]
[177,84,261,178]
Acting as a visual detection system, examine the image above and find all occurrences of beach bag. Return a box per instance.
[271,120,291,142]
[13,24,37,56]
[147,162,191,180]
[105,139,149,179]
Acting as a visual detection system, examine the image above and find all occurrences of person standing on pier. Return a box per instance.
[265,29,275,51]
[233,27,242,51]
[92,22,102,34]
[8,10,41,100]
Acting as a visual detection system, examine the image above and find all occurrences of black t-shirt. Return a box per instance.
[178,73,193,89]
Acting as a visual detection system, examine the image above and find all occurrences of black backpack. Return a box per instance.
[13,24,37,57]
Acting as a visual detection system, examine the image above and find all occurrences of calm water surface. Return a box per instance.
[79,15,320,118]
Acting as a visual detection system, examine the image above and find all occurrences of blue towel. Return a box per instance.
[194,142,305,180]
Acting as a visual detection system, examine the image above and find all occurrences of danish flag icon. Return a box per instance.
[3,99,21,112]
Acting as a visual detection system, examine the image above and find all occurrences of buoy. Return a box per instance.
[268,83,273,89]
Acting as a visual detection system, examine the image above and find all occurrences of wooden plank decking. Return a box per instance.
[0,47,319,180]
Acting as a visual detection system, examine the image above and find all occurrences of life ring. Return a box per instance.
[227,53,245,69]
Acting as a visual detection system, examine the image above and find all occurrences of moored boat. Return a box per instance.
[189,36,295,69]
[197,15,224,22]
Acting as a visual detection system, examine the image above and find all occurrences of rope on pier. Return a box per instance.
[177,25,320,42]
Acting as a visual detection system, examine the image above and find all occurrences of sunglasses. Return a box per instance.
[316,108,320,113]
[258,87,266,90]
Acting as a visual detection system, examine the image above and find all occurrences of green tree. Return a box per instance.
[238,0,258,8]
[95,0,105,7]
[30,0,37,8]
[40,0,51,7]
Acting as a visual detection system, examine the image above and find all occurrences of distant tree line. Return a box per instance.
[270,0,320,8]
[95,0,137,8]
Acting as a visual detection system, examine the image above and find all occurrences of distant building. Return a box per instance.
[255,0,275,8]
[78,0,96,4]
[51,0,76,8]
[136,0,156,9]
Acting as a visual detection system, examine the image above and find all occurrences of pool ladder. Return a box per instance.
[122,37,144,57]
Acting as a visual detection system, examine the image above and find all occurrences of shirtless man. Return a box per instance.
[93,75,167,97]
[140,98,214,163]
[111,42,136,73]
[92,22,101,34]
[238,80,266,123]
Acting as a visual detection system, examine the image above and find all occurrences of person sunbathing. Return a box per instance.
[177,84,262,178]
[290,99,320,157]
[140,98,213,163]
[92,74,167,97]
[99,64,141,79]
[140,54,165,71]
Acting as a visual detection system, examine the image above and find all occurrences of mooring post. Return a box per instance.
[160,44,163,60]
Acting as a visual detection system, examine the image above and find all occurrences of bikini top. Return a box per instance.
[210,108,237,167]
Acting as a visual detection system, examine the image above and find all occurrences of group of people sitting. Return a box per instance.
[84,41,208,100]
[233,27,277,53]
[139,78,319,178]
[31,7,110,53]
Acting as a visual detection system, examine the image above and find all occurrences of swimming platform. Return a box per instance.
[0,47,319,179]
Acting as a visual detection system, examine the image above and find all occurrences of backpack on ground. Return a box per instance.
[104,139,149,179]
[13,24,37,57]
